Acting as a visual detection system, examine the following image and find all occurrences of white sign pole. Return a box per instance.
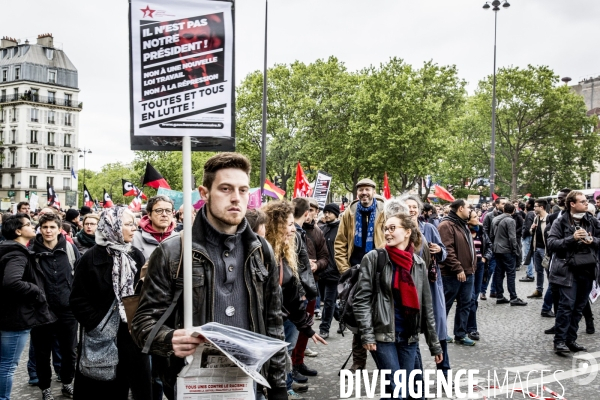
[182,136,193,328]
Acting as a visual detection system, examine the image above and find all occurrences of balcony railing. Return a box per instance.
[0,93,82,109]
[63,143,71,147]
[63,166,70,170]
[31,118,39,122]
[48,141,55,146]
[47,165,55,169]
[30,184,37,189]
[63,186,71,190]
[47,119,55,124]
[28,140,39,144]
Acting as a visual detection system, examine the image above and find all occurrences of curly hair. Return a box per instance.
[385,211,422,250]
[262,200,298,278]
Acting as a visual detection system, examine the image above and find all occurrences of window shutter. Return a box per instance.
[28,108,31,122]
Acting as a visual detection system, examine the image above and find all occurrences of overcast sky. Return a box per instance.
[2,0,599,171]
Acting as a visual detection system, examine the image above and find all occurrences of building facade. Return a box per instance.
[0,34,81,210]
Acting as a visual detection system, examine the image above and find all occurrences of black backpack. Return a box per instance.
[337,249,387,335]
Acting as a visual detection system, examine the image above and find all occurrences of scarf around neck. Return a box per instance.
[95,207,138,323]
[76,230,96,248]
[354,200,378,252]
[385,244,420,315]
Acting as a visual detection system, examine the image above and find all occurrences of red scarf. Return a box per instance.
[385,244,420,315]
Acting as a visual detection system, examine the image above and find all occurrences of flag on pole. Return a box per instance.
[71,166,77,180]
[83,185,94,208]
[123,179,148,200]
[293,162,312,198]
[433,185,455,202]
[492,193,499,201]
[47,182,60,209]
[103,189,114,208]
[263,179,285,200]
[383,172,391,200]
[128,191,143,212]
[142,162,171,189]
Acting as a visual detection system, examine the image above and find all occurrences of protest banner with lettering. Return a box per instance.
[312,171,332,209]
[129,0,235,151]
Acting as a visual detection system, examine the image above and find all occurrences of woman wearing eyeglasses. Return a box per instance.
[70,207,151,399]
[73,214,100,255]
[353,210,442,399]
[0,213,55,400]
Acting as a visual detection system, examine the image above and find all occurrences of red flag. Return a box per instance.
[293,162,313,198]
[434,185,455,202]
[83,185,94,208]
[142,162,171,189]
[383,172,391,200]
[492,193,499,200]
[128,192,142,212]
[103,189,114,208]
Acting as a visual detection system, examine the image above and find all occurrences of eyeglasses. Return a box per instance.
[21,222,32,227]
[384,225,397,233]
[152,208,173,215]
[123,222,136,228]
[84,222,97,227]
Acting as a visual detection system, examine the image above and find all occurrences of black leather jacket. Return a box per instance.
[353,249,441,356]
[131,221,287,397]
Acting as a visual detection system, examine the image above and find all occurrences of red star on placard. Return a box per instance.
[140,5,156,18]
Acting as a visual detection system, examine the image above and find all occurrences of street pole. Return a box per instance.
[483,0,510,198]
[182,136,193,329]
[259,0,268,196]
[490,10,497,199]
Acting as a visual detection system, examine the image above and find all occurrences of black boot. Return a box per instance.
[586,316,595,334]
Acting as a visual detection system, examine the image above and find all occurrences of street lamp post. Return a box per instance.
[78,147,92,187]
[483,0,510,198]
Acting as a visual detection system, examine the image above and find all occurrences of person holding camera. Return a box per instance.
[547,191,600,354]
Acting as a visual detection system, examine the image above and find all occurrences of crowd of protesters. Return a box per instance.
[0,152,599,400]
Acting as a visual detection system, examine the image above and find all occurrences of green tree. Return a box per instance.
[471,65,599,198]
[77,162,140,206]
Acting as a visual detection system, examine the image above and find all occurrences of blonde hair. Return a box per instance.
[262,201,299,278]
[82,214,100,225]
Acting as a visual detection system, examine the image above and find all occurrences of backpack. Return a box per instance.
[337,249,386,335]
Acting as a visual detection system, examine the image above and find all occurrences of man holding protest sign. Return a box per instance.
[131,153,288,399]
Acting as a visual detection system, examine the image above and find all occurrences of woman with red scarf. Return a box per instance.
[353,211,442,399]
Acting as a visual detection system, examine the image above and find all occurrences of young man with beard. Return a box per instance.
[318,203,341,339]
[29,213,80,400]
[438,199,477,346]
[548,191,600,354]
[132,153,288,400]
[334,178,386,372]
[132,195,176,259]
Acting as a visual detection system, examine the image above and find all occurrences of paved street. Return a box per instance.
[10,278,600,399]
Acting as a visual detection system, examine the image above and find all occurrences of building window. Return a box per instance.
[47,176,53,186]
[64,134,71,147]
[10,151,16,167]
[48,91,55,105]
[63,155,71,169]
[10,130,16,144]
[29,130,38,144]
[0,109,4,123]
[29,176,37,189]
[64,93,72,107]
[14,66,20,80]
[47,131,55,145]
[31,88,38,101]
[65,113,73,126]
[47,154,54,169]
[2,69,6,82]
[31,108,39,122]
[63,177,70,190]
[13,88,18,98]
[48,70,56,84]
[1,89,5,101]
[48,111,55,124]
[30,152,38,167]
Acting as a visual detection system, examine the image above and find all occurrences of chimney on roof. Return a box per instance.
[0,36,18,49]
[36,33,54,48]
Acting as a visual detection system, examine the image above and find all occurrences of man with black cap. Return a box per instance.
[63,209,81,235]
[334,178,386,372]
[319,203,341,339]
[79,205,92,217]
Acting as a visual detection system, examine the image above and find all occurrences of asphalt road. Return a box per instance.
[10,278,600,400]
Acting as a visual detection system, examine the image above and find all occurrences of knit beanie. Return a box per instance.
[66,209,80,221]
[80,206,92,216]
[323,203,340,218]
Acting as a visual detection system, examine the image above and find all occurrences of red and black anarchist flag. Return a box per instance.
[83,185,94,208]
[122,179,148,200]
[103,189,114,208]
[142,162,171,189]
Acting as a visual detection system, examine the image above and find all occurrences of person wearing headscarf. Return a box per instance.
[72,214,100,255]
[70,207,151,399]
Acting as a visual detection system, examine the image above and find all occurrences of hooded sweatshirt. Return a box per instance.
[132,215,176,259]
